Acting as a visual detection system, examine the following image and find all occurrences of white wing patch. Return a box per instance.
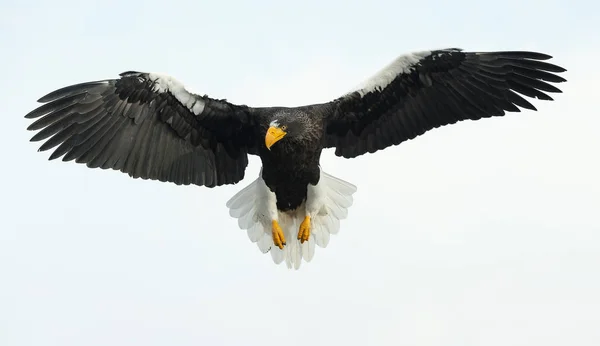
[148,73,206,115]
[347,50,431,97]
[226,168,357,269]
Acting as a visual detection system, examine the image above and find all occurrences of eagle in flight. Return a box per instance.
[25,48,566,269]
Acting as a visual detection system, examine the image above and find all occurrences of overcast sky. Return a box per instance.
[1,0,599,345]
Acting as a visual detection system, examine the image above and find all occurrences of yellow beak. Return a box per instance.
[265,126,287,150]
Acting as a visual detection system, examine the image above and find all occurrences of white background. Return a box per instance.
[1,0,599,345]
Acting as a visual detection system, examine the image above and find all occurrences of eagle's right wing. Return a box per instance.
[26,71,260,187]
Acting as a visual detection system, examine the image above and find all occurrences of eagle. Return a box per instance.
[25,48,566,269]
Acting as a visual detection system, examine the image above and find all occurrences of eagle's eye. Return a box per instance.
[281,125,288,131]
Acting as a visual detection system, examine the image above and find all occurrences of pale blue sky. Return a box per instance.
[1,1,599,345]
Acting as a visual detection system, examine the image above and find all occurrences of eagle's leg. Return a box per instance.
[272,220,286,249]
[299,180,322,244]
[298,216,311,243]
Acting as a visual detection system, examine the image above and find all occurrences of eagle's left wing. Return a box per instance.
[321,49,567,158]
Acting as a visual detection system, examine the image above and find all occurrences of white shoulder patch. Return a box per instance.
[147,73,206,115]
[347,50,431,97]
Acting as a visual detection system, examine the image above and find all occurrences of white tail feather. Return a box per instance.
[226,168,357,269]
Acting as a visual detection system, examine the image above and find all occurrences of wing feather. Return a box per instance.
[26,72,260,187]
[322,49,566,158]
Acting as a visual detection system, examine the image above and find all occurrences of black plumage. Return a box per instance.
[258,109,325,211]
[25,49,566,211]
[26,72,258,187]
[323,50,566,158]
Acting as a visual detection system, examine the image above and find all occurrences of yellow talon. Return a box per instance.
[298,216,311,244]
[272,220,286,249]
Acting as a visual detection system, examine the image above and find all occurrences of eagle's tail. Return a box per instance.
[226,169,357,269]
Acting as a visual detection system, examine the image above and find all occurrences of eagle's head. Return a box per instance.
[264,111,312,150]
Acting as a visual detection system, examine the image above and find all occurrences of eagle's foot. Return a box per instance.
[297,216,311,244]
[272,220,286,249]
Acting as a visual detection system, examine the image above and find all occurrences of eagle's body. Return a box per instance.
[258,109,325,211]
[25,48,566,269]
[260,143,322,212]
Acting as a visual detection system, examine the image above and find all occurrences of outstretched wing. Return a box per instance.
[322,49,567,158]
[26,71,260,187]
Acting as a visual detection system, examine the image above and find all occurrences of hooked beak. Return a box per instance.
[265,126,287,150]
